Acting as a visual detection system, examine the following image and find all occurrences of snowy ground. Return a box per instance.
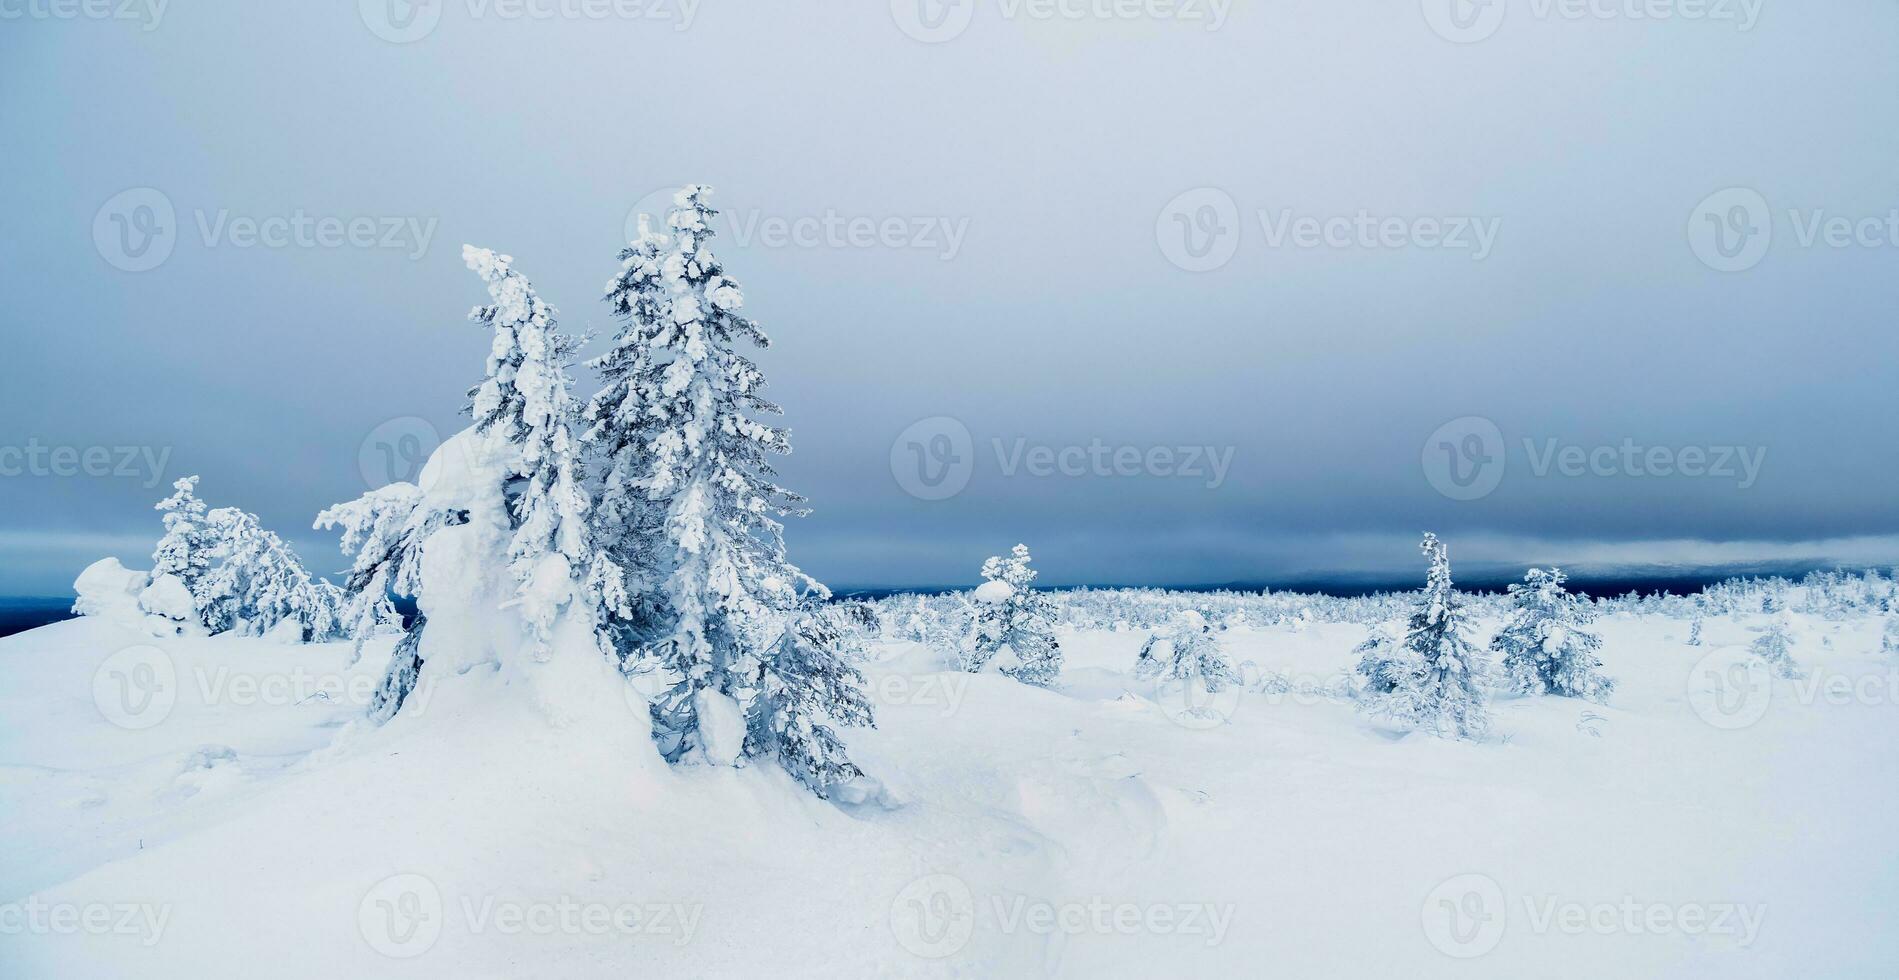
[3,605,1897,977]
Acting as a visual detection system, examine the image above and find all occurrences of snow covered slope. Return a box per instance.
[3,605,1896,977]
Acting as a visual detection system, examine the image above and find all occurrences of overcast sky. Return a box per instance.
[3,1,1897,594]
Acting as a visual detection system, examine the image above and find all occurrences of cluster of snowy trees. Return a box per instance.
[308,188,873,797]
[122,476,344,641]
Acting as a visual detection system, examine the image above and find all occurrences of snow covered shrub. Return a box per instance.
[1134,611,1239,691]
[1751,615,1803,678]
[1688,614,1704,646]
[583,186,873,795]
[1492,567,1614,702]
[1358,533,1492,739]
[194,506,342,641]
[1883,617,1899,656]
[1353,625,1410,696]
[965,544,1063,686]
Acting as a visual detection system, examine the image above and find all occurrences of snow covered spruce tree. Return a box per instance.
[1359,533,1492,739]
[194,507,342,641]
[1134,610,1239,691]
[1491,567,1614,702]
[1688,613,1704,646]
[1751,614,1803,678]
[462,245,598,659]
[965,544,1063,685]
[583,186,873,795]
[152,476,214,591]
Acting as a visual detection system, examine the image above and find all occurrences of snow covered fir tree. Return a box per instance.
[965,543,1063,685]
[1357,533,1492,739]
[1352,625,1406,696]
[152,475,214,591]
[1492,567,1614,702]
[583,186,874,795]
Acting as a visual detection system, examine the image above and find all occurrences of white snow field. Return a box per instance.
[3,597,1897,977]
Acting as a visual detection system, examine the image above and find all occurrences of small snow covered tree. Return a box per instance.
[1492,567,1614,702]
[1359,533,1492,739]
[1354,624,1412,696]
[965,544,1063,686]
[1687,614,1704,646]
[463,245,597,659]
[1751,614,1803,678]
[1135,611,1239,691]
[316,481,455,719]
[195,507,341,641]
[315,483,438,653]
[1883,617,1899,656]
[152,476,214,589]
[751,606,877,791]
[583,186,872,794]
